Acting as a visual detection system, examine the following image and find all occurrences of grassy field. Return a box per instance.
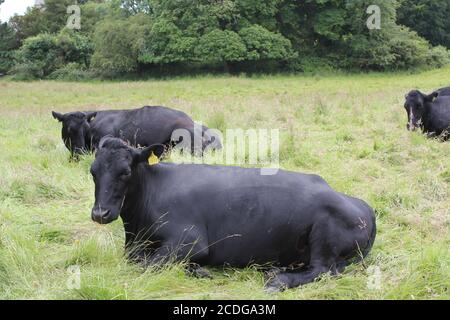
[0,69,449,300]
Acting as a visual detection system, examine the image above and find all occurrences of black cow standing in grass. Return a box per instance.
[89,137,377,292]
[52,106,221,158]
[404,89,450,139]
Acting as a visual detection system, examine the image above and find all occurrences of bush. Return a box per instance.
[387,27,430,69]
[388,27,449,70]
[10,62,43,81]
[48,63,93,81]
[15,33,63,78]
[331,0,449,71]
[0,51,16,75]
[342,25,449,71]
[288,55,336,73]
[56,29,93,68]
[196,30,247,64]
[12,30,94,80]
[239,25,296,61]
[427,46,450,68]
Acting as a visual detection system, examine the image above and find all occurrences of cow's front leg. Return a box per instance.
[144,241,209,266]
[143,245,173,267]
[143,231,212,278]
[125,245,149,265]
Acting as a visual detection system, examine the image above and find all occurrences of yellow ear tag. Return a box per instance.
[148,152,159,166]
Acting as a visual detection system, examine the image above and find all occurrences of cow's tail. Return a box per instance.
[339,210,377,269]
[361,212,377,260]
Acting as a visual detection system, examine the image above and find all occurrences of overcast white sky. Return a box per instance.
[0,0,36,22]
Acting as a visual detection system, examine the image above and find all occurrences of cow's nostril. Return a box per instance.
[102,210,111,219]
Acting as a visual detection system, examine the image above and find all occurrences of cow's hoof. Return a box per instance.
[186,264,213,279]
[194,268,213,279]
[264,277,287,293]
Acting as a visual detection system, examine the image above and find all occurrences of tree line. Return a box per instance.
[0,0,448,80]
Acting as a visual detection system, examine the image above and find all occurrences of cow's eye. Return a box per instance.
[121,170,131,177]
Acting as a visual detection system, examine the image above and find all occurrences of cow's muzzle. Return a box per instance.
[91,207,112,224]
[409,120,422,132]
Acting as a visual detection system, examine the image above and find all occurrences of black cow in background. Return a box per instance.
[89,137,377,292]
[52,106,221,157]
[433,86,450,97]
[404,89,450,139]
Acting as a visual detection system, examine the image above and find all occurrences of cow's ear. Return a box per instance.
[136,144,165,165]
[52,111,65,122]
[425,91,439,102]
[85,112,97,123]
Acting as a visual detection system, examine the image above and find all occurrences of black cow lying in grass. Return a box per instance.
[89,137,377,292]
[434,86,450,97]
[404,89,450,140]
[52,106,221,158]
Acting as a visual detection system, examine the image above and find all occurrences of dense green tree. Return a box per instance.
[78,1,111,35]
[278,0,447,71]
[9,7,47,43]
[114,0,153,14]
[42,0,78,34]
[140,0,295,71]
[196,29,247,70]
[235,0,280,30]
[0,22,19,73]
[397,0,450,48]
[5,0,449,78]
[14,33,63,78]
[56,28,93,68]
[9,0,100,42]
[140,19,196,64]
[91,14,151,76]
[239,25,294,61]
[13,29,94,78]
[341,0,445,70]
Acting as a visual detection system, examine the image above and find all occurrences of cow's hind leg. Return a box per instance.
[265,245,339,292]
[265,265,331,293]
[266,218,346,292]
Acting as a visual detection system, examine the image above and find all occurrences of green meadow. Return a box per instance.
[0,69,449,299]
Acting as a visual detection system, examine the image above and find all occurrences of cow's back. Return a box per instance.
[90,110,126,146]
[90,106,194,147]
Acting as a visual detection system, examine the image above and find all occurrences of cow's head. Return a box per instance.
[404,90,437,131]
[52,111,97,155]
[90,137,165,224]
